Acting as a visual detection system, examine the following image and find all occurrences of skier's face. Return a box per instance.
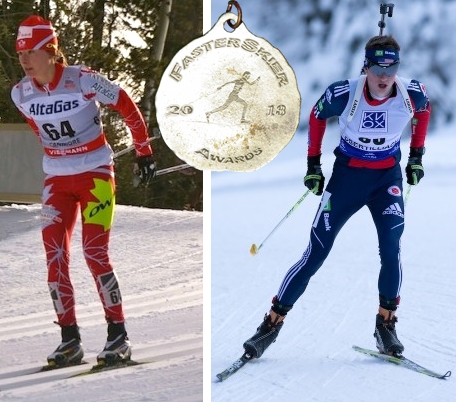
[365,66,397,98]
[18,49,54,84]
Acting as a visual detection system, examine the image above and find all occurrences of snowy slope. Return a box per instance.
[211,125,456,401]
[210,0,456,129]
[210,1,456,399]
[0,205,203,401]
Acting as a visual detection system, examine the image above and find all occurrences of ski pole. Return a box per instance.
[404,183,412,206]
[405,169,421,206]
[250,190,311,256]
[114,136,157,159]
[133,163,194,187]
[156,163,193,176]
[114,127,161,159]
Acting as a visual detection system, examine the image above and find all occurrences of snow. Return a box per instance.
[210,0,456,129]
[2,1,456,400]
[0,205,203,401]
[211,123,456,401]
[210,1,456,399]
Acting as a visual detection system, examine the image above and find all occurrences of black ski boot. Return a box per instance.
[243,297,292,358]
[47,324,83,366]
[374,308,404,356]
[97,322,132,364]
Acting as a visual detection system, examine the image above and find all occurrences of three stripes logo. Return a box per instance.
[382,202,404,218]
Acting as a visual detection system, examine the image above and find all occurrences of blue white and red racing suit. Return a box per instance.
[275,76,430,308]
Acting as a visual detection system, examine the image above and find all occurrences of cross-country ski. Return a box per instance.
[352,345,451,379]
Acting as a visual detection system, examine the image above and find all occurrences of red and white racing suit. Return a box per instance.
[11,63,152,326]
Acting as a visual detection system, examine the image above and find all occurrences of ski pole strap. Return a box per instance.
[410,167,423,185]
[305,174,322,180]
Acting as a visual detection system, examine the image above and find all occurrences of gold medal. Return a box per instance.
[155,2,301,171]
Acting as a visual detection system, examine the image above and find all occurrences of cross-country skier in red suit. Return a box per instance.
[11,15,156,367]
[243,35,430,359]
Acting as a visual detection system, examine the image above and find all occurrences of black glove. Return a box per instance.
[134,155,156,186]
[405,147,425,185]
[304,154,325,195]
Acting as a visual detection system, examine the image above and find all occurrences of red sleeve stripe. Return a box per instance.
[308,109,326,157]
[410,103,431,148]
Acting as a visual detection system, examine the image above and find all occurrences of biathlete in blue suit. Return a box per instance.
[243,35,431,359]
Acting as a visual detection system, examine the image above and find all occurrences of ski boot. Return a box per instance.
[47,324,83,367]
[243,297,292,358]
[97,322,132,365]
[374,307,404,356]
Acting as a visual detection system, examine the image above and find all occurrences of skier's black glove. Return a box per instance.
[134,155,156,186]
[405,147,425,185]
[304,154,325,195]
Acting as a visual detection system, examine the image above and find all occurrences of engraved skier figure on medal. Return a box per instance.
[206,71,260,124]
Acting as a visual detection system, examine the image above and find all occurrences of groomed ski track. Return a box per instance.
[211,133,456,401]
[0,205,203,401]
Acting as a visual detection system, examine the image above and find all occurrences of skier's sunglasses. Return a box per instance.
[366,59,400,77]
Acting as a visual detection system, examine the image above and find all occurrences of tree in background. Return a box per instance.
[0,0,203,211]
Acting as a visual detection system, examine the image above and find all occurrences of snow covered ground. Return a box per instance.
[0,204,203,401]
[209,1,456,399]
[211,124,456,401]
